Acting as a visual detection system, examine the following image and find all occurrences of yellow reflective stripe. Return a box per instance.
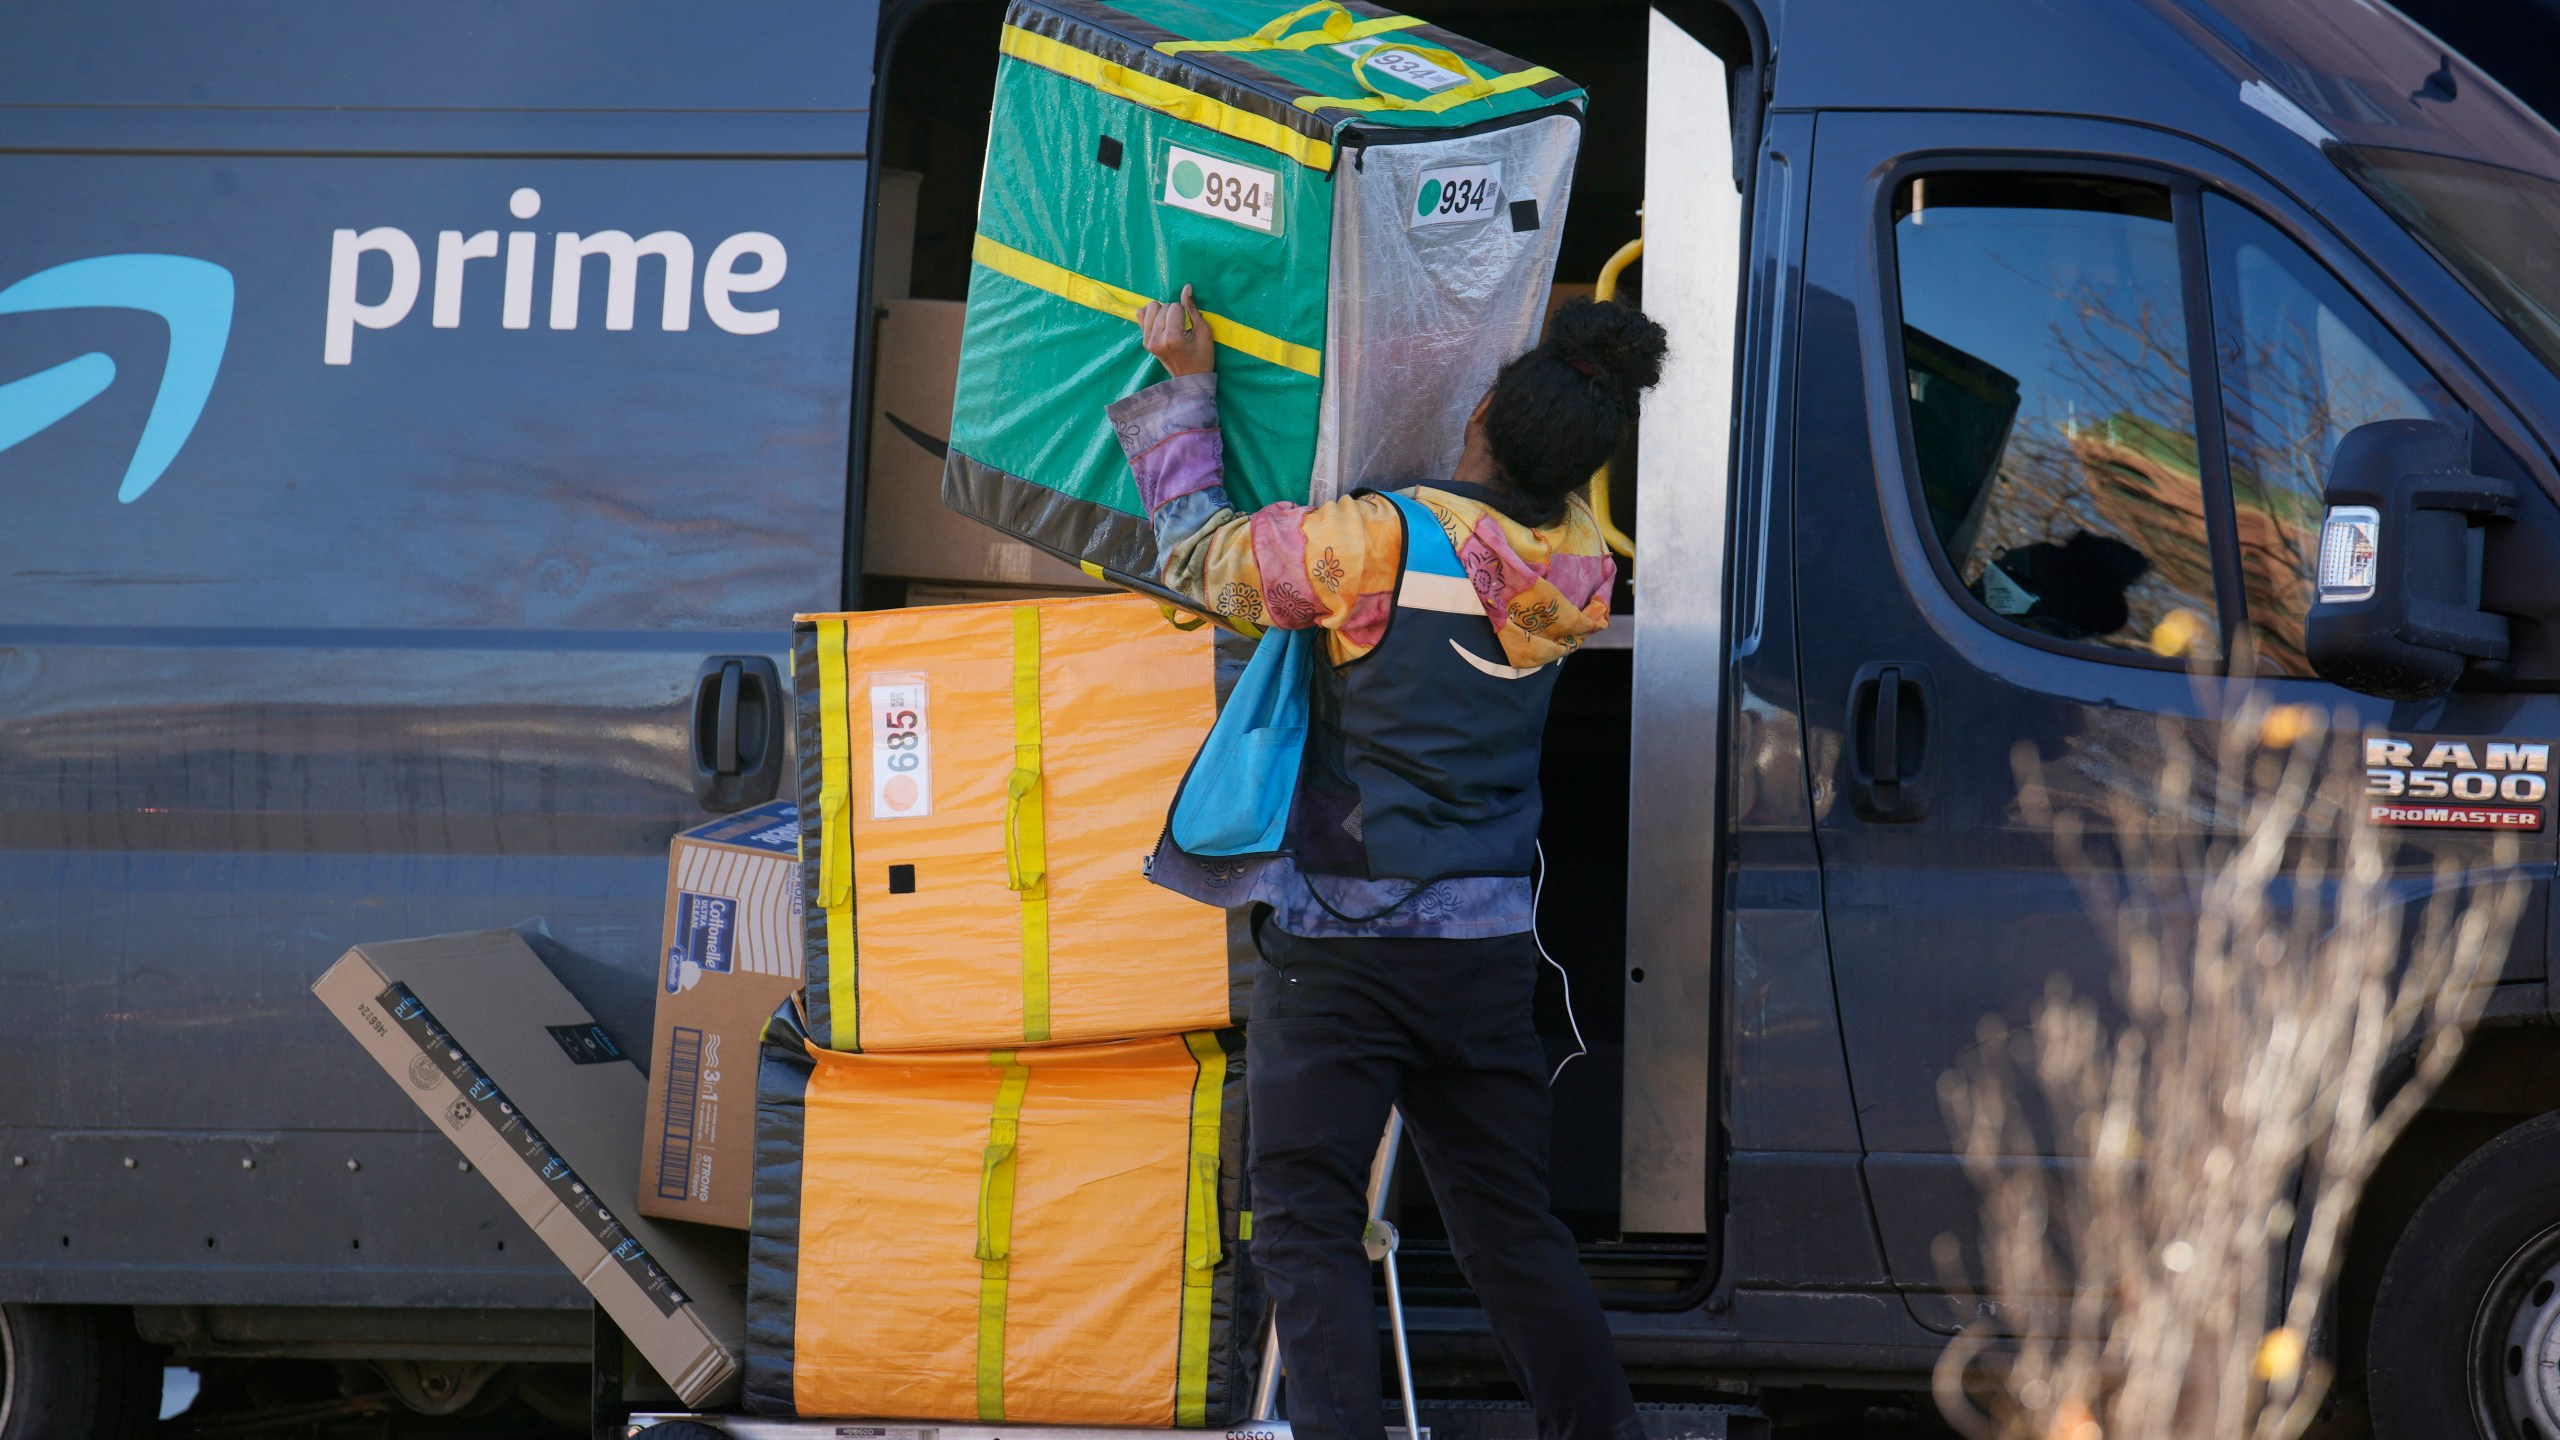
[973,1053,1031,1421]
[1005,606,1052,1043]
[1175,1031,1228,1427]
[1294,62,1559,114]
[814,618,860,1049]
[970,234,1322,380]
[1000,23,1332,171]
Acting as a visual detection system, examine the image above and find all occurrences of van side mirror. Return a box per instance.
[2306,419,2515,700]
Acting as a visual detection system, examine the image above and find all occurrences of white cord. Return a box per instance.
[1532,840,1587,1084]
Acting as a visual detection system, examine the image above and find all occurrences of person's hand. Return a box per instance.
[1139,284,1216,379]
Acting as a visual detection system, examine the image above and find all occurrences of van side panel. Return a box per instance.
[0,5,872,1307]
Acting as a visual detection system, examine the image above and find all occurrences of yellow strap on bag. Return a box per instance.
[1157,2,1424,55]
[1174,1032,1229,1426]
[1000,24,1334,171]
[1005,607,1053,1044]
[973,1054,1032,1422]
[970,235,1324,380]
[1294,43,1558,114]
[814,618,861,1047]
[815,618,854,909]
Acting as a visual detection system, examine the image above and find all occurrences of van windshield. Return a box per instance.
[2338,146,2560,380]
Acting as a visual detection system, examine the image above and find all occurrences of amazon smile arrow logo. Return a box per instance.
[0,254,234,502]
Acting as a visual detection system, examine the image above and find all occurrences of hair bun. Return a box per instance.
[1547,297,1668,397]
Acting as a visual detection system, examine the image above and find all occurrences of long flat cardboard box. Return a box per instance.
[313,929,744,1407]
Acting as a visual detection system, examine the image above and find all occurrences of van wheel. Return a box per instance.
[0,1305,158,1440]
[2370,1109,2560,1438]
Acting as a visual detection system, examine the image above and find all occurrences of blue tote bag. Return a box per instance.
[1167,623,1316,857]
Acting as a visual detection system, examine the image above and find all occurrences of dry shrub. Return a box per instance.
[1933,688,2527,1440]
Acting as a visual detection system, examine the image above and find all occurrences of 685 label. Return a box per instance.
[1163,144,1279,234]
[1412,163,1505,229]
[869,674,932,819]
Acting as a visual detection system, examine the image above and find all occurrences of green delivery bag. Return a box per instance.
[944,0,1586,594]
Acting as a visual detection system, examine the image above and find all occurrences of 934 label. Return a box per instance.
[1412,162,1505,228]
[869,674,932,819]
[1332,36,1470,93]
[1163,145,1278,233]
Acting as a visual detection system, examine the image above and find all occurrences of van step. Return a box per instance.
[624,1422,1333,1440]
[622,1403,1772,1440]
[1389,1400,1770,1440]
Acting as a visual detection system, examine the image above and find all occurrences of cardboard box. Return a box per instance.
[312,930,745,1407]
[640,800,807,1230]
[862,297,1104,591]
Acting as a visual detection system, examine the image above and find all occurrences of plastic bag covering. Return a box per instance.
[1168,624,1313,855]
[746,1001,1259,1425]
[791,592,1234,1052]
[943,0,1584,596]
[1310,117,1582,503]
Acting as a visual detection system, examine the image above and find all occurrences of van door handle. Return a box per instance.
[1870,666,1903,808]
[708,661,743,774]
[1849,661,1931,822]
[691,655,785,812]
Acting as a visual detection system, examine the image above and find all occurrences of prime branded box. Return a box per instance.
[640,800,808,1229]
[313,929,745,1407]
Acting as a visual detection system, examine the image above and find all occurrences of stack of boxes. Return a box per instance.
[745,591,1261,1424]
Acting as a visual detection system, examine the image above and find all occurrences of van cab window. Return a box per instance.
[2338,147,2560,383]
[2203,194,2462,677]
[1892,173,2219,663]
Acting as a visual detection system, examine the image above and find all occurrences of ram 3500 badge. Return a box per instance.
[2365,737,2551,831]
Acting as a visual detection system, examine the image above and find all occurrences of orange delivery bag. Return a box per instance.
[742,1001,1262,1423]
[792,593,1242,1052]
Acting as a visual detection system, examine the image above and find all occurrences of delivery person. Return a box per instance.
[1109,285,1666,1440]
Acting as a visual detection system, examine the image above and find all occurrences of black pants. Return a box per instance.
[1248,919,1641,1440]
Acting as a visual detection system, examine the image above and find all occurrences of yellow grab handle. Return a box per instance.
[1587,234,1643,560]
[1161,1,1346,53]
[1185,1151,1224,1276]
[1158,3,1425,57]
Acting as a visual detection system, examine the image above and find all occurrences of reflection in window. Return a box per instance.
[1895,174,2217,662]
[2204,195,2460,676]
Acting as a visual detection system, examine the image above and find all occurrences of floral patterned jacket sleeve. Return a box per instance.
[1105,372,1404,665]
